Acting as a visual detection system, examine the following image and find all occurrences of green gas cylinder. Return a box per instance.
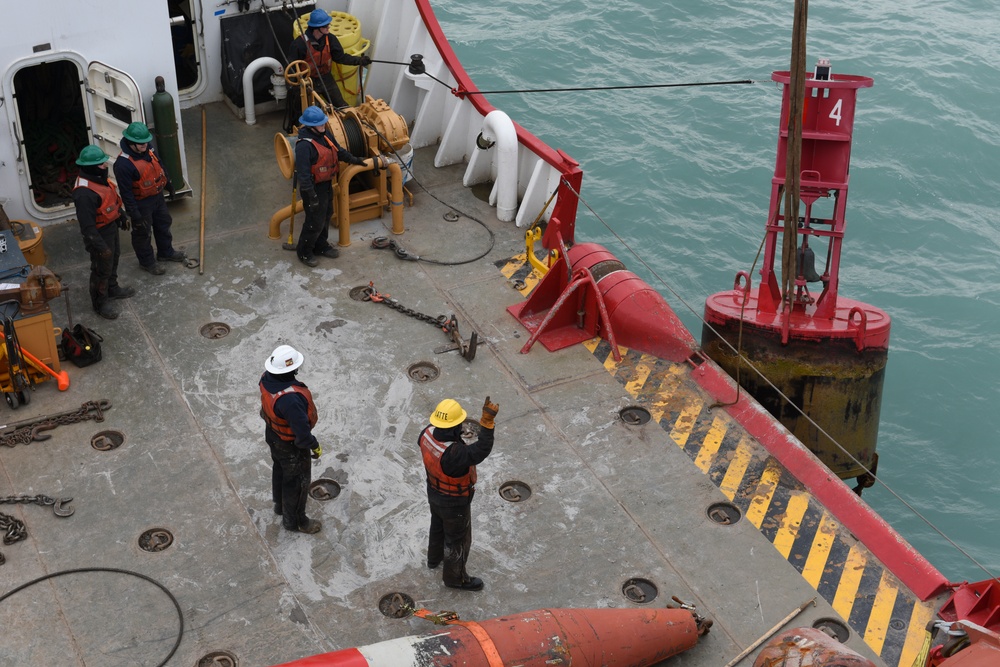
[151,76,185,190]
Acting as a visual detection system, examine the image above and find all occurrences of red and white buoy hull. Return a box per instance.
[272,607,701,667]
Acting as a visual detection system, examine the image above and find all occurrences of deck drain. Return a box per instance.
[349,285,372,301]
[407,361,440,382]
[499,481,531,502]
[197,650,239,667]
[378,592,415,618]
[619,406,651,425]
[622,577,658,604]
[443,211,460,222]
[706,501,742,525]
[138,528,174,552]
[200,322,231,339]
[812,617,850,642]
[91,430,125,451]
[309,479,341,501]
[461,418,481,443]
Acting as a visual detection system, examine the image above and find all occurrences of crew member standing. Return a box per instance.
[419,396,499,591]
[293,105,372,267]
[259,344,323,534]
[289,8,371,109]
[113,121,186,276]
[71,145,136,320]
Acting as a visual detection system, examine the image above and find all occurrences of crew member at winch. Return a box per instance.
[419,397,499,592]
[259,344,324,534]
[289,8,371,109]
[113,121,186,276]
[71,145,136,320]
[294,105,379,267]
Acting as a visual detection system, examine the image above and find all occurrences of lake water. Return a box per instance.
[434,0,1000,584]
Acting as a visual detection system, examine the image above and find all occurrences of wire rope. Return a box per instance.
[0,566,184,667]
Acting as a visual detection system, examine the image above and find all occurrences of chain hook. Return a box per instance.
[53,497,74,517]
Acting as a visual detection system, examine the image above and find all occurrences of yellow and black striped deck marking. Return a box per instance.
[495,252,546,295]
[581,337,937,667]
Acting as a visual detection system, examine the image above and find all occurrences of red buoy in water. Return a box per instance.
[271,606,710,667]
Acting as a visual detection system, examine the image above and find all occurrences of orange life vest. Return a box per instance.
[73,176,123,228]
[120,150,168,199]
[260,384,318,442]
[302,34,332,77]
[301,136,339,183]
[419,428,476,497]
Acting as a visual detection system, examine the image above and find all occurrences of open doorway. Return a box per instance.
[12,61,89,210]
[9,56,144,218]
[170,0,202,93]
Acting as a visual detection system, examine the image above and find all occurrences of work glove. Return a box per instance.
[301,188,319,214]
[350,154,366,166]
[311,445,322,460]
[479,396,499,429]
[118,217,131,231]
[165,182,176,199]
[359,55,372,67]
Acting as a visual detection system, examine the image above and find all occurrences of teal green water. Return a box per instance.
[435,0,1000,584]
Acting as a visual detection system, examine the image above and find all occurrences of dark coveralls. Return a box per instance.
[293,125,364,262]
[71,166,127,312]
[113,139,180,269]
[260,371,319,530]
[420,424,495,587]
[288,30,366,109]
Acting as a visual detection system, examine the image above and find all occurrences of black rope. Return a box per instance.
[370,58,753,96]
[468,79,756,94]
[0,566,184,667]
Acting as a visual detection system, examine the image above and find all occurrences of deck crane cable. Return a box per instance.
[780,0,808,312]
[560,177,998,584]
[0,566,184,666]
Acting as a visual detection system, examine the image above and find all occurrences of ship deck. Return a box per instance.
[0,103,942,667]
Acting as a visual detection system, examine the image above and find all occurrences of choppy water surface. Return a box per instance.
[434,0,1000,582]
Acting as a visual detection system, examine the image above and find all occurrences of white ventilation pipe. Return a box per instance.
[243,57,286,125]
[463,110,518,221]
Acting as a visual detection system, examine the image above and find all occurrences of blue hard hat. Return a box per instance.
[298,106,328,127]
[307,9,332,28]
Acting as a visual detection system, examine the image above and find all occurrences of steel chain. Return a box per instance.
[0,400,112,448]
[0,494,59,508]
[363,286,448,330]
[0,512,27,546]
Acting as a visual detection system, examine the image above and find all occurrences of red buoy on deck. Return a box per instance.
[271,606,707,667]
[702,65,889,487]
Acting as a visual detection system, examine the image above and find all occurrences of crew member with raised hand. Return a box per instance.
[289,8,372,109]
[259,344,324,534]
[293,105,371,267]
[419,396,499,592]
[113,121,186,276]
[71,145,136,320]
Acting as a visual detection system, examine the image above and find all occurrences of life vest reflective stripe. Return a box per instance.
[260,384,318,442]
[303,34,333,77]
[120,150,168,199]
[301,136,339,183]
[73,176,123,228]
[419,428,476,496]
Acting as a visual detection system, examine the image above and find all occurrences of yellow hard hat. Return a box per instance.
[429,399,466,428]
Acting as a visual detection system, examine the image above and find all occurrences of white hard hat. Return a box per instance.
[265,344,304,373]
